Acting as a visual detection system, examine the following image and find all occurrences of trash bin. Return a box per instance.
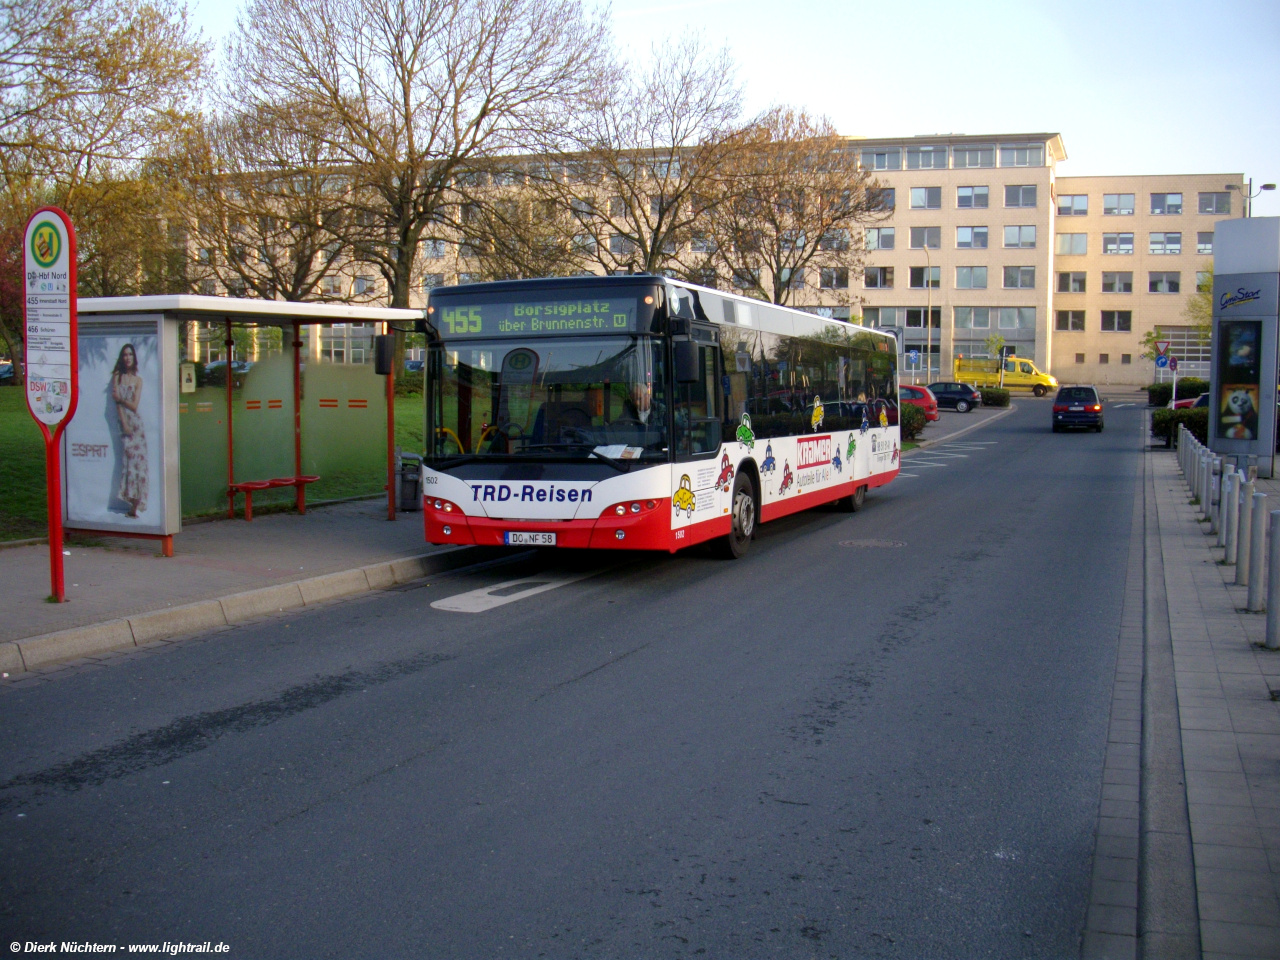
[398,452,423,511]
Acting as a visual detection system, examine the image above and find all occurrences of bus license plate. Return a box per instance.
[505,531,556,546]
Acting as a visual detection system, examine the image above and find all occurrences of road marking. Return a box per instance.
[1112,402,1136,408]
[431,571,603,613]
[897,472,920,478]
[905,461,948,468]
[917,451,969,458]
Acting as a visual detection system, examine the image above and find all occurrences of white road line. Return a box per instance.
[917,451,969,458]
[897,472,920,478]
[431,571,603,613]
[906,461,949,468]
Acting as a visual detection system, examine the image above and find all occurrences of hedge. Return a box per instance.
[899,403,926,440]
[1146,377,1208,408]
[1150,407,1208,447]
[980,387,1011,408]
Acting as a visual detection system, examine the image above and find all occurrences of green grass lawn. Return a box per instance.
[0,387,50,540]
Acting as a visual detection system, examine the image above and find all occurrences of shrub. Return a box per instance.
[899,403,926,440]
[1147,377,1208,407]
[1151,407,1208,446]
[980,387,1010,408]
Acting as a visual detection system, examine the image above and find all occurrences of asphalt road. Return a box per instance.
[1,398,1146,959]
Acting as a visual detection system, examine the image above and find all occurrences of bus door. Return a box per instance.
[673,323,723,460]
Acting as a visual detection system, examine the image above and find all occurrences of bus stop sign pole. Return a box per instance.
[23,207,79,602]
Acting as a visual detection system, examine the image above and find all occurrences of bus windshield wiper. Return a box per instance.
[433,454,487,468]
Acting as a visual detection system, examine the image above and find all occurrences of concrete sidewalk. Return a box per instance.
[1148,442,1280,958]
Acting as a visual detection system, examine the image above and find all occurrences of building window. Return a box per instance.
[1099,354,1109,364]
[821,267,850,289]
[869,187,895,211]
[1005,184,1037,207]
[1197,271,1212,292]
[573,234,598,254]
[321,276,343,296]
[956,226,988,249]
[779,267,804,289]
[956,266,987,289]
[953,146,995,168]
[1102,271,1133,293]
[1000,143,1043,167]
[1056,310,1085,331]
[910,226,941,249]
[1197,232,1214,255]
[906,145,948,169]
[1103,193,1135,216]
[909,266,940,289]
[1058,271,1086,293]
[1151,193,1183,215]
[818,229,849,251]
[1003,266,1035,289]
[1149,232,1182,255]
[1101,310,1132,332]
[609,235,636,256]
[1199,192,1231,215]
[1121,354,1132,364]
[1004,225,1036,248]
[954,306,991,329]
[998,306,1035,329]
[458,272,481,284]
[1149,271,1181,293]
[910,186,942,209]
[866,227,895,250]
[198,279,216,296]
[1075,353,1085,364]
[957,185,989,208]
[1102,233,1134,255]
[421,273,445,291]
[423,239,448,258]
[1056,233,1087,255]
[862,149,901,171]
[1057,194,1088,216]
[861,266,890,289]
[354,276,376,295]
[905,307,941,328]
[867,306,901,327]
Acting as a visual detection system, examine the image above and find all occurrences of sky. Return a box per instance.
[189,0,1280,217]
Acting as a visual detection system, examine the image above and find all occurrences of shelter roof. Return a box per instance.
[76,294,423,325]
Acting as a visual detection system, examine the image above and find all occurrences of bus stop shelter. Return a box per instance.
[65,295,424,554]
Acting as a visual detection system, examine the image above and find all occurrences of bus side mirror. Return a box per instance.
[374,335,394,375]
[674,340,700,383]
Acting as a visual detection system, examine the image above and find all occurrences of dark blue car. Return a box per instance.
[1052,385,1104,432]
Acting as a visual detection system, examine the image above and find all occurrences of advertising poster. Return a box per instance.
[63,321,167,532]
[1216,320,1263,442]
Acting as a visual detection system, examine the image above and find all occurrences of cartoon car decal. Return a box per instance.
[847,434,857,459]
[891,443,899,464]
[761,443,777,474]
[810,395,824,431]
[716,452,735,492]
[736,413,755,449]
[778,461,794,495]
[672,474,696,518]
[878,406,889,428]
[860,408,870,434]
[832,447,842,473]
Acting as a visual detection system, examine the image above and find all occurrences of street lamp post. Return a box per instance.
[1226,178,1276,218]
[924,242,933,383]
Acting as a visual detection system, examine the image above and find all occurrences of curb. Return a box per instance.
[0,546,485,678]
[909,402,1017,451]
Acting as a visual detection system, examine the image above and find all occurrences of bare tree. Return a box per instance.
[182,106,355,301]
[223,0,609,311]
[529,36,743,277]
[699,108,885,306]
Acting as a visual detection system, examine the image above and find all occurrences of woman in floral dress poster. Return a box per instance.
[111,343,148,517]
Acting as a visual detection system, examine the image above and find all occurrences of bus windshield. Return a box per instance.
[430,336,668,463]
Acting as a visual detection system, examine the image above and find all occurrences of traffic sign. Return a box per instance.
[1169,356,1178,372]
[1156,355,1168,368]
[1154,340,1171,357]
[907,349,920,364]
[22,206,79,603]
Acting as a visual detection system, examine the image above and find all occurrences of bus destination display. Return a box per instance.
[434,297,637,338]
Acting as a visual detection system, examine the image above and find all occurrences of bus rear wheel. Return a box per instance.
[834,484,866,512]
[715,473,756,559]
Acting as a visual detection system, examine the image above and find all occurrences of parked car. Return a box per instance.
[0,361,13,384]
[927,381,983,413]
[1052,385,1104,432]
[404,359,424,373]
[899,384,939,421]
[1171,392,1209,410]
[204,360,252,375]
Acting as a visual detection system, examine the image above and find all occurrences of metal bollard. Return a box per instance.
[1210,458,1223,534]
[1218,465,1233,547]
[1200,454,1211,515]
[1268,511,1280,649]
[1224,472,1240,561]
[1238,479,1256,585]
[1248,455,1259,483]
[1248,493,1268,612]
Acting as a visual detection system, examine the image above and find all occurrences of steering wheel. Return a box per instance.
[482,420,527,449]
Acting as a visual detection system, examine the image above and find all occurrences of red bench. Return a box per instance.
[228,475,320,520]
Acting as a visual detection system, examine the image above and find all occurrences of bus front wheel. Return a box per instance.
[715,473,757,559]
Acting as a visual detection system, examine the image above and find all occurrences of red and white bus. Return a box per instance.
[419,276,900,558]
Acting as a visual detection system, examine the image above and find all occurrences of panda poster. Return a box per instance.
[1216,321,1263,441]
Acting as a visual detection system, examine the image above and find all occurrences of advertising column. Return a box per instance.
[22,207,79,601]
[1210,218,1280,477]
